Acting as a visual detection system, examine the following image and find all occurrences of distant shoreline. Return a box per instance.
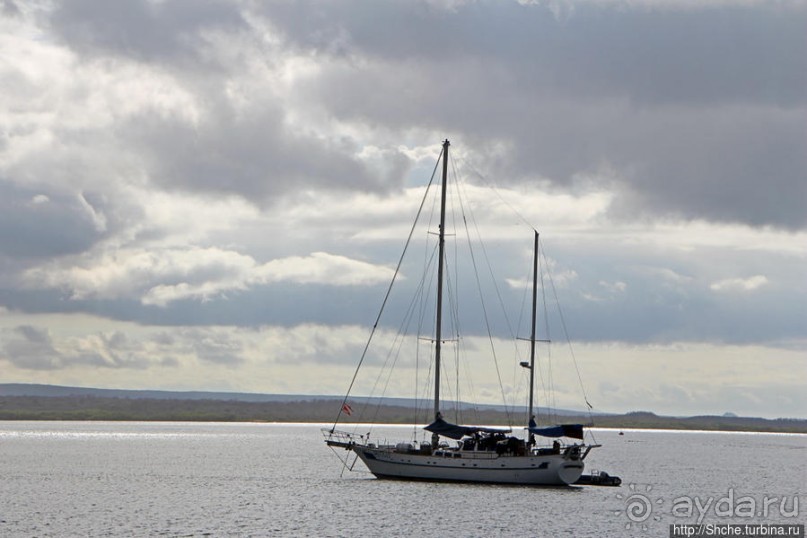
[1,394,804,434]
[1,419,806,436]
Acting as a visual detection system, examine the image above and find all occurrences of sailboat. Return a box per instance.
[325,140,600,485]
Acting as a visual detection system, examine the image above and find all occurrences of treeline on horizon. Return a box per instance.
[0,395,805,433]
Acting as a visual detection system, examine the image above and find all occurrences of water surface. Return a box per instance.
[0,422,803,536]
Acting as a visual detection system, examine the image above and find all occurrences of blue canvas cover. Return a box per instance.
[424,418,510,440]
[528,418,584,440]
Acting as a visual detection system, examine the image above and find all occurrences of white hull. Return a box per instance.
[351,445,584,486]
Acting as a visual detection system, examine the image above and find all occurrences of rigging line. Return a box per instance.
[454,155,540,406]
[513,255,532,414]
[366,243,439,428]
[540,243,596,427]
[416,294,435,429]
[443,155,481,424]
[535,347,550,424]
[351,214,434,428]
[459,339,488,425]
[454,156,595,434]
[415,240,439,429]
[445,275,485,427]
[442,261,465,423]
[331,147,444,431]
[451,165,482,423]
[452,169,518,423]
[454,154,545,419]
[413,334,419,441]
[442,229,483,425]
[420,351,434,428]
[442,157,479,422]
[415,180,437,432]
[538,237,557,424]
[446,256,485,427]
[532,243,550,423]
[456,173,520,344]
[453,193,513,426]
[450,175,462,425]
[413,167,444,432]
[443,263,456,420]
[547,346,556,424]
[412,268,422,440]
[465,228,512,427]
[443,166,460,423]
[515,263,530,357]
[454,155,536,234]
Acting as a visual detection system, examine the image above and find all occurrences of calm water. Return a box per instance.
[0,422,804,537]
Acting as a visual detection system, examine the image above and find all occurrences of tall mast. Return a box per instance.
[432,139,450,448]
[528,231,539,422]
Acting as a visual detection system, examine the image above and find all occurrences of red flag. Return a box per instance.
[341,403,353,416]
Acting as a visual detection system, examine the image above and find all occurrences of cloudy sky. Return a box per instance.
[1,0,804,419]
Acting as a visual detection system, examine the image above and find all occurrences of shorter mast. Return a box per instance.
[528,231,538,423]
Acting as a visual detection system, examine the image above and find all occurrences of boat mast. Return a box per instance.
[432,139,450,448]
[528,231,539,422]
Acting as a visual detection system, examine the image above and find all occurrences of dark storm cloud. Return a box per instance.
[263,1,805,107]
[261,0,807,230]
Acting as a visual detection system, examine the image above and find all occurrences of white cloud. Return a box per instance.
[23,247,247,302]
[255,252,393,287]
[710,275,769,293]
[23,247,394,307]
